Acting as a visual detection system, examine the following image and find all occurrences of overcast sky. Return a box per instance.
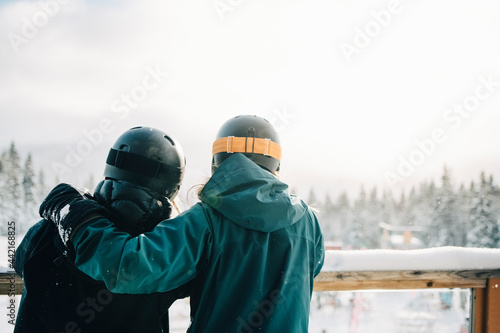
[1,0,500,202]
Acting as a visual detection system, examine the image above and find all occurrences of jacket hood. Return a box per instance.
[199,154,306,233]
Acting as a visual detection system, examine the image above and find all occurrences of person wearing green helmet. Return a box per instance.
[39,115,325,332]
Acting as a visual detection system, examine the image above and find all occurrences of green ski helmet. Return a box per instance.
[104,126,186,199]
[211,115,282,173]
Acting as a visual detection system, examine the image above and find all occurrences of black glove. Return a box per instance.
[39,183,109,247]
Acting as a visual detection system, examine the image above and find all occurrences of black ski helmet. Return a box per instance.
[104,126,186,199]
[212,115,282,173]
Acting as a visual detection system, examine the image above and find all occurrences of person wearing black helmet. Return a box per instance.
[14,126,188,333]
[39,115,325,332]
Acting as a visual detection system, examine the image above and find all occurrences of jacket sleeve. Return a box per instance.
[72,203,212,294]
[314,233,325,277]
[310,210,325,277]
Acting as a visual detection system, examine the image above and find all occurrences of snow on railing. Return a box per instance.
[2,246,500,293]
[314,246,500,291]
[323,246,500,272]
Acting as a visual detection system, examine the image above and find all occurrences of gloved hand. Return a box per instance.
[39,183,109,247]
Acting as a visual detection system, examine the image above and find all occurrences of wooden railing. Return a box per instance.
[314,268,500,291]
[3,247,500,332]
[0,272,22,295]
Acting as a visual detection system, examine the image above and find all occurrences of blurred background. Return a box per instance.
[1,1,498,332]
[1,0,499,240]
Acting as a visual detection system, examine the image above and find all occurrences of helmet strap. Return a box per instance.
[212,136,282,161]
[106,148,179,179]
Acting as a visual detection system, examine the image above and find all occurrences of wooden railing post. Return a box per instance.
[484,278,500,332]
[472,287,485,333]
[473,278,500,333]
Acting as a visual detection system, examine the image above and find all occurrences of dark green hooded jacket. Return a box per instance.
[72,154,325,332]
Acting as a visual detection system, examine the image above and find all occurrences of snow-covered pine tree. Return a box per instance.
[319,192,336,242]
[366,187,383,248]
[38,169,47,200]
[486,174,500,225]
[21,153,38,233]
[401,187,417,228]
[428,167,461,247]
[343,186,381,249]
[84,173,96,193]
[333,191,351,245]
[307,188,320,208]
[412,181,436,247]
[343,187,365,249]
[381,188,397,227]
[466,172,499,248]
[456,182,472,246]
[395,191,406,227]
[0,143,22,235]
[23,154,36,204]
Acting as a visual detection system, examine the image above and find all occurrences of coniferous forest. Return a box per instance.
[1,142,499,249]
[312,167,500,249]
[0,143,49,235]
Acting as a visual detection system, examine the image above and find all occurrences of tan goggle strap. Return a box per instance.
[212,136,282,161]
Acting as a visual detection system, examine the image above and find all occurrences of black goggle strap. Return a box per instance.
[106,148,180,179]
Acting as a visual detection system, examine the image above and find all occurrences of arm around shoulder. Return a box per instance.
[72,203,212,294]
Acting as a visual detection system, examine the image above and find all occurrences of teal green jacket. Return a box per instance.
[73,154,324,332]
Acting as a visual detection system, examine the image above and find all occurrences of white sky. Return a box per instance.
[1,0,500,201]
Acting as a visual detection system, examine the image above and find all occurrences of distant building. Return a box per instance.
[379,222,424,250]
[324,241,342,250]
